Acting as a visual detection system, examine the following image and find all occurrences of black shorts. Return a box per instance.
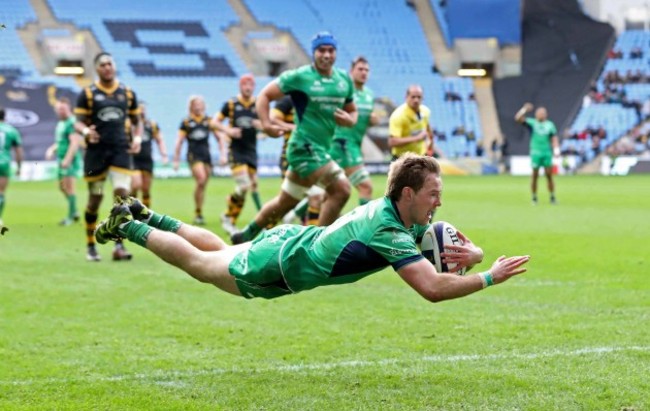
[229,149,257,169]
[84,144,133,180]
[188,150,211,166]
[133,156,154,173]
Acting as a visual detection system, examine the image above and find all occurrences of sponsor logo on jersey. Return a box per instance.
[392,230,412,244]
[97,107,124,122]
[95,94,105,102]
[189,129,208,140]
[235,116,255,128]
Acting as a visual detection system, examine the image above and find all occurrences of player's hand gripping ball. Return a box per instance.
[420,221,466,275]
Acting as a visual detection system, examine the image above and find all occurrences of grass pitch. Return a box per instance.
[0,174,648,410]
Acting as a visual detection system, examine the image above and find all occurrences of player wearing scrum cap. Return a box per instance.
[231,31,358,244]
[74,52,143,261]
[213,74,263,234]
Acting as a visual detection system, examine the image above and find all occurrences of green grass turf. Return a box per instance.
[0,174,648,410]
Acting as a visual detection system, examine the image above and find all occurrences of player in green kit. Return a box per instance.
[46,97,82,226]
[0,106,24,228]
[94,154,530,304]
[515,103,560,205]
[230,31,358,244]
[330,55,378,206]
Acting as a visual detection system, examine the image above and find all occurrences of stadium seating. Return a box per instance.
[0,0,38,78]
[245,0,483,157]
[1,0,485,165]
[569,30,650,165]
[429,0,452,47]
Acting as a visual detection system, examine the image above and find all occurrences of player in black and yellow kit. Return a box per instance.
[74,52,142,262]
[214,74,262,233]
[173,95,225,225]
[131,102,168,208]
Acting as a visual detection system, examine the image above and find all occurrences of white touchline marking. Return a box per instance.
[2,345,648,386]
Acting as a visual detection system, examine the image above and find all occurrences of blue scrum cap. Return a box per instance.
[311,31,337,54]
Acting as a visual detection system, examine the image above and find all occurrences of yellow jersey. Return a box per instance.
[388,103,431,157]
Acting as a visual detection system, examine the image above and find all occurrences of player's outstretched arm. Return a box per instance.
[397,255,529,303]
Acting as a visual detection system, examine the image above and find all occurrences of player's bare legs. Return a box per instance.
[141,172,153,207]
[345,164,372,205]
[0,176,9,225]
[232,161,350,243]
[175,224,229,251]
[144,229,243,295]
[319,177,351,225]
[544,165,556,204]
[252,190,300,229]
[191,162,210,224]
[530,168,539,205]
[131,172,143,198]
[98,197,241,294]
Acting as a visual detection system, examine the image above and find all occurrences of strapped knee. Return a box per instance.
[109,170,132,192]
[281,178,310,200]
[234,172,252,193]
[315,162,345,189]
[348,168,370,187]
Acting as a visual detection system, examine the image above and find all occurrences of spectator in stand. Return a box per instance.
[630,47,643,59]
[607,48,623,59]
[591,135,602,156]
[641,99,650,120]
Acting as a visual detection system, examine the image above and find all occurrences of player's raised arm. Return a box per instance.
[515,102,534,123]
[397,255,529,303]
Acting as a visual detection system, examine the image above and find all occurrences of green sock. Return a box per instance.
[0,194,4,219]
[241,221,262,241]
[294,198,309,219]
[359,198,370,206]
[251,191,262,211]
[119,220,153,247]
[67,194,77,219]
[146,211,182,233]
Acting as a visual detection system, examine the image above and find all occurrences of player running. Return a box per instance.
[173,95,226,225]
[131,102,168,208]
[230,31,358,244]
[214,74,262,234]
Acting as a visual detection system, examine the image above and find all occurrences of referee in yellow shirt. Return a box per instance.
[388,85,433,159]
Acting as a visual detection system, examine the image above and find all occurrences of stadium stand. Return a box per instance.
[2,0,487,165]
[569,30,650,164]
[0,0,38,78]
[245,0,483,157]
[429,0,451,47]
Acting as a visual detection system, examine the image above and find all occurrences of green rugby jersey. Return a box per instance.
[277,65,354,150]
[0,122,22,165]
[280,196,428,293]
[332,85,374,146]
[54,116,81,161]
[524,118,557,155]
